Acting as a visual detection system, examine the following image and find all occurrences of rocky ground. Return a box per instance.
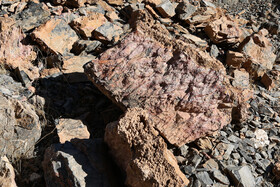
[0,0,279,186]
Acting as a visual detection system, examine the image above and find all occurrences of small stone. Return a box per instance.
[228,135,241,143]
[261,73,275,90]
[232,69,250,89]
[72,40,102,55]
[227,166,256,187]
[202,159,219,170]
[56,118,90,144]
[273,161,280,180]
[232,153,240,160]
[106,0,123,5]
[210,44,219,57]
[156,0,176,18]
[175,156,186,165]
[177,1,197,21]
[213,169,230,185]
[196,171,213,185]
[224,144,235,160]
[252,129,269,148]
[94,22,123,42]
[179,144,188,157]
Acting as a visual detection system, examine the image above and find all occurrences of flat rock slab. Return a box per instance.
[85,31,234,146]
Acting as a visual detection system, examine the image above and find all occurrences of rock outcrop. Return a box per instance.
[105,108,189,187]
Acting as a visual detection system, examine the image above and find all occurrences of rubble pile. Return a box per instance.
[0,0,279,186]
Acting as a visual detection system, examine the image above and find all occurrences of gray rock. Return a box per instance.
[156,0,176,18]
[177,1,197,21]
[210,45,219,57]
[72,40,102,55]
[179,144,188,157]
[213,169,230,185]
[94,22,123,42]
[227,165,256,187]
[42,139,121,187]
[14,2,51,32]
[196,171,213,185]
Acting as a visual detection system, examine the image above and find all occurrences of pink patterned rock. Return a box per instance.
[84,31,235,146]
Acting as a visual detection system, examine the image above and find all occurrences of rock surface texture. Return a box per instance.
[105,108,189,187]
[85,31,238,146]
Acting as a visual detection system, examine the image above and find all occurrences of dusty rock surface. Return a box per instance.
[105,108,189,186]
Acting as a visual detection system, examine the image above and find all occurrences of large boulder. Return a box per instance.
[105,108,189,187]
[84,30,239,146]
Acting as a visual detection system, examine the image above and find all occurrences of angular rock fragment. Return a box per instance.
[62,56,96,74]
[0,156,17,187]
[106,0,123,6]
[156,0,176,18]
[52,0,86,7]
[32,19,79,55]
[43,139,121,187]
[226,51,245,68]
[56,118,90,143]
[70,12,107,38]
[205,16,242,44]
[72,40,102,55]
[226,166,256,187]
[176,1,197,21]
[15,2,50,32]
[186,7,220,26]
[85,31,240,146]
[93,22,123,42]
[232,69,250,89]
[261,73,274,90]
[239,30,276,78]
[273,161,280,180]
[104,108,189,186]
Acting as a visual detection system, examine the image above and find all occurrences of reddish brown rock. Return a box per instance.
[70,12,107,38]
[85,31,238,146]
[226,51,245,68]
[32,19,79,55]
[205,16,242,44]
[273,161,280,180]
[239,29,276,78]
[56,118,90,143]
[106,0,123,5]
[105,108,189,186]
[0,17,39,80]
[261,73,275,90]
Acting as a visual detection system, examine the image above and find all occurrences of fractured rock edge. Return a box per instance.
[104,107,189,187]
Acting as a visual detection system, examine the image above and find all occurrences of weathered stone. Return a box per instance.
[0,17,39,80]
[106,0,123,5]
[239,30,276,78]
[176,1,197,21]
[93,22,123,42]
[56,118,90,143]
[213,170,230,185]
[226,166,256,187]
[232,69,250,89]
[0,156,17,187]
[252,129,269,149]
[261,73,275,90]
[186,7,219,26]
[205,16,242,44]
[52,0,86,7]
[70,12,107,38]
[84,31,242,146]
[156,0,176,18]
[226,51,246,68]
[62,56,96,74]
[180,33,208,49]
[72,40,102,55]
[32,19,79,55]
[43,139,121,187]
[15,2,50,32]
[0,93,41,160]
[273,161,280,180]
[104,108,189,186]
[196,171,213,185]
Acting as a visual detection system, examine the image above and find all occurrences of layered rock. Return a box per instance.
[105,108,189,186]
[84,30,240,146]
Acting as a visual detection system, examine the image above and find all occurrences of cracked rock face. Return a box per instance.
[105,108,189,187]
[85,31,235,146]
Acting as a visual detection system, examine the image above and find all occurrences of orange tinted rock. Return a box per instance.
[62,56,96,74]
[106,0,123,5]
[56,118,90,143]
[105,108,189,187]
[205,16,242,44]
[261,73,275,90]
[32,19,79,55]
[70,12,107,38]
[239,30,276,77]
[85,31,237,146]
[226,51,245,68]
[52,0,86,7]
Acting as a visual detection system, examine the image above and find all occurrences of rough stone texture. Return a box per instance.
[0,156,17,187]
[85,31,239,146]
[56,118,90,143]
[106,0,123,6]
[62,55,96,74]
[32,18,79,55]
[232,69,250,89]
[43,139,121,187]
[0,93,41,160]
[52,0,86,7]
[226,166,256,187]
[239,30,276,78]
[72,40,102,55]
[273,161,280,180]
[93,22,123,42]
[104,108,189,187]
[70,12,107,38]
[186,7,220,26]
[15,2,50,32]
[0,17,39,80]
[205,16,242,44]
[261,73,275,90]
[156,0,176,18]
[226,51,245,68]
